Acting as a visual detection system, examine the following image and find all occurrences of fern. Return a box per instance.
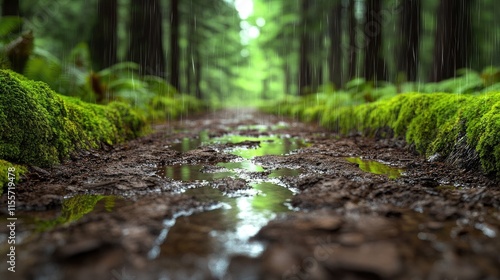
[143,75,177,97]
[0,16,22,39]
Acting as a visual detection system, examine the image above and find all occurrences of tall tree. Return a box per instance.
[298,0,313,95]
[127,0,166,77]
[2,0,28,73]
[328,2,342,88]
[260,0,299,95]
[429,0,472,82]
[347,0,357,81]
[170,0,180,90]
[2,0,20,16]
[397,0,421,82]
[184,0,202,98]
[363,0,387,83]
[90,0,117,70]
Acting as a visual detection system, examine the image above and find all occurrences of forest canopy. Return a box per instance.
[1,0,499,106]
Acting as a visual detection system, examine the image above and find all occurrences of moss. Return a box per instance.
[267,91,500,177]
[0,69,148,167]
[147,94,204,122]
[0,160,27,195]
[469,99,500,174]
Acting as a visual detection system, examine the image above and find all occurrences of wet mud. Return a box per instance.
[0,109,499,280]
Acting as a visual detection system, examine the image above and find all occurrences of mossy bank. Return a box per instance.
[0,70,148,194]
[265,92,500,177]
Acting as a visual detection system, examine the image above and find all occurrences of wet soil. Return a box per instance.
[1,108,499,280]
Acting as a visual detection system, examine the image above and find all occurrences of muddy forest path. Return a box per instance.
[1,108,499,280]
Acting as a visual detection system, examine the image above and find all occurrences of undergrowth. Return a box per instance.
[264,74,500,177]
[0,69,149,178]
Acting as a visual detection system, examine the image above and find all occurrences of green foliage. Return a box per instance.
[0,70,147,167]
[405,68,500,94]
[267,88,500,177]
[0,16,24,69]
[266,66,500,177]
[147,94,205,122]
[0,160,27,196]
[0,16,23,39]
[21,42,206,121]
[264,80,398,123]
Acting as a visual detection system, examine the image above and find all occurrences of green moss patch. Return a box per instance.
[0,69,148,168]
[0,160,27,195]
[266,92,500,177]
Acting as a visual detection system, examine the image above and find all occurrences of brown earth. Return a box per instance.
[1,109,499,280]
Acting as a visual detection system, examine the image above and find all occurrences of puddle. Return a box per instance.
[236,122,289,132]
[159,135,308,182]
[153,134,307,277]
[169,130,210,152]
[168,132,308,156]
[158,164,236,182]
[0,195,124,233]
[217,161,265,172]
[35,195,124,232]
[346,157,403,179]
[152,183,293,277]
[236,124,268,132]
[214,135,309,159]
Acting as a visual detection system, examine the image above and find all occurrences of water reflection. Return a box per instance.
[155,134,306,275]
[346,157,403,179]
[168,132,309,156]
[215,135,309,159]
[160,183,293,259]
[217,161,265,172]
[169,130,210,152]
[158,164,235,181]
[35,195,121,232]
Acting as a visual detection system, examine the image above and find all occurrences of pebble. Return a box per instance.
[338,233,365,246]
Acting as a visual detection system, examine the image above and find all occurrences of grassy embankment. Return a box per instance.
[264,80,500,178]
[0,70,203,194]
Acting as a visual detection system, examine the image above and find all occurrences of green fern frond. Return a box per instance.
[0,16,23,39]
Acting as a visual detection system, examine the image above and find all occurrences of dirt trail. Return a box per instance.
[1,109,499,280]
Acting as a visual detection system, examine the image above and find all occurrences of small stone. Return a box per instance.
[427,221,445,230]
[54,239,103,259]
[339,233,365,246]
[311,216,343,231]
[293,215,340,231]
[322,241,401,278]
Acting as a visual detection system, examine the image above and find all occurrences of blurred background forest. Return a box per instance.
[1,0,500,107]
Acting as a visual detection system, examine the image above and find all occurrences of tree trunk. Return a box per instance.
[90,0,117,70]
[363,0,387,83]
[284,62,291,95]
[2,0,20,16]
[328,4,342,88]
[170,0,180,90]
[298,0,313,95]
[194,49,202,99]
[347,0,357,81]
[127,0,166,77]
[429,0,472,82]
[397,0,421,82]
[186,52,192,95]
